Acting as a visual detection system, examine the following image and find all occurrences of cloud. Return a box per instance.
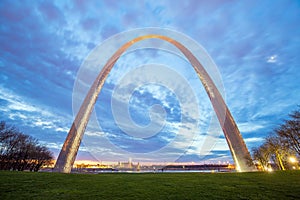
[0,86,71,140]
[38,1,65,24]
[244,137,265,143]
[0,0,299,163]
[237,122,266,133]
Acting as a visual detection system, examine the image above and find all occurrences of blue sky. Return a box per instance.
[0,0,299,164]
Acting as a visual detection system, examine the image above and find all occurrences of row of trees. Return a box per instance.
[0,121,53,172]
[251,108,300,171]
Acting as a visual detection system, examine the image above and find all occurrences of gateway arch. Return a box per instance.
[54,34,256,173]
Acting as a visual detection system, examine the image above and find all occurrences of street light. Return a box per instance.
[289,156,297,163]
[289,156,298,170]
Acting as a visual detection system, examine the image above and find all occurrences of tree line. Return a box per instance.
[0,121,53,172]
[251,108,300,171]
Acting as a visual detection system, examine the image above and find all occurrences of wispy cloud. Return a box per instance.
[0,85,71,142]
[0,0,299,163]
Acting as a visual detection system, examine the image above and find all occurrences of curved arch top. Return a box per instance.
[54,34,256,173]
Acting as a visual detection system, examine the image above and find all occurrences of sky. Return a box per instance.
[0,0,299,164]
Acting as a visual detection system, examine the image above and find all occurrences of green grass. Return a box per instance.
[0,171,299,200]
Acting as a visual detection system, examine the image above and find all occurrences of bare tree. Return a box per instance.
[265,136,291,170]
[0,121,53,171]
[275,109,300,156]
[251,107,300,171]
[252,144,271,171]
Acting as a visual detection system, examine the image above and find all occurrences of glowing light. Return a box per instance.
[267,167,273,172]
[267,54,277,63]
[289,156,297,163]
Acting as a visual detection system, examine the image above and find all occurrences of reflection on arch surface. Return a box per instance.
[54,34,256,173]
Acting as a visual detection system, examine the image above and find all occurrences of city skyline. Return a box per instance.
[0,0,300,164]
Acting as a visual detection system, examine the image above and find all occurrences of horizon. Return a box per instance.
[72,159,233,165]
[1,0,299,164]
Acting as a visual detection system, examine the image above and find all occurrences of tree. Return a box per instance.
[29,145,53,172]
[251,107,300,171]
[252,144,271,171]
[265,136,291,170]
[275,109,300,156]
[0,121,53,171]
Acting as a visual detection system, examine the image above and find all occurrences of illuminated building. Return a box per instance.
[117,158,133,169]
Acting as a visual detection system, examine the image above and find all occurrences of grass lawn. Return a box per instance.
[0,170,299,199]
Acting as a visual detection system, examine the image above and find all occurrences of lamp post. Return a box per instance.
[289,156,298,170]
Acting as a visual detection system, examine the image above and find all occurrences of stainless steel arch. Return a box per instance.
[54,34,256,173]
